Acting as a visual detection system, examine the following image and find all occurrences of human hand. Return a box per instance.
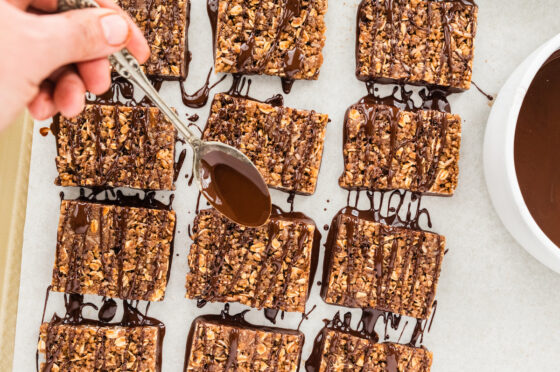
[0,0,150,131]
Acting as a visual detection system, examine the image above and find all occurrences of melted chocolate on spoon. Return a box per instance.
[515,51,560,248]
[199,150,271,227]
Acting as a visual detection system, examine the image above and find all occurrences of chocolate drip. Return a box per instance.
[180,68,227,108]
[38,288,165,372]
[76,187,174,211]
[471,81,494,101]
[174,149,187,182]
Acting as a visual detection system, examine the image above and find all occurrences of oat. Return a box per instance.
[316,328,433,371]
[203,93,329,194]
[339,103,461,196]
[322,214,445,319]
[51,200,176,302]
[54,104,176,191]
[185,317,303,371]
[38,323,161,371]
[185,208,317,313]
[214,0,327,80]
[117,0,189,79]
[356,0,478,91]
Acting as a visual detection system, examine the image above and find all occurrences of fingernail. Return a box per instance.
[100,13,129,46]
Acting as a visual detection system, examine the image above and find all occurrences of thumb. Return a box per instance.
[35,9,130,76]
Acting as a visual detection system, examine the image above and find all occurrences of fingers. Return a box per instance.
[28,80,57,120]
[32,8,130,78]
[94,0,150,63]
[77,58,112,95]
[52,69,87,117]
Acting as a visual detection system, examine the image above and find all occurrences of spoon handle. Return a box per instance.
[57,0,201,147]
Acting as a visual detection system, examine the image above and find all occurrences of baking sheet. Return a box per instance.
[12,0,560,370]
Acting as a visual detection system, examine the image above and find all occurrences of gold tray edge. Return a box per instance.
[0,112,33,370]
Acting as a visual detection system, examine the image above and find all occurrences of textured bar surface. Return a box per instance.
[356,0,478,91]
[339,102,461,195]
[322,213,445,319]
[54,104,176,190]
[214,0,327,80]
[203,93,329,194]
[313,328,432,371]
[52,200,175,301]
[38,323,160,371]
[186,208,318,313]
[185,316,303,371]
[118,0,190,79]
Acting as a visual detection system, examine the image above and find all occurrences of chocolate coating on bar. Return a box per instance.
[186,206,321,314]
[339,93,461,195]
[52,104,176,191]
[321,205,445,319]
[117,0,190,80]
[203,93,329,195]
[356,0,478,91]
[210,0,327,93]
[51,199,176,302]
[184,305,304,371]
[515,51,560,248]
[38,292,165,372]
[305,312,433,372]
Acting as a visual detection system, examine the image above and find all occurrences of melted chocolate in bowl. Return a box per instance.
[199,150,271,227]
[515,51,560,248]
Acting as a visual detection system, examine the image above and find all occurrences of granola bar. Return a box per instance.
[185,208,319,313]
[203,93,329,194]
[212,0,327,80]
[117,0,190,79]
[356,0,478,91]
[308,327,433,371]
[52,103,176,191]
[51,199,176,301]
[321,211,445,319]
[339,101,461,195]
[184,314,304,371]
[38,322,162,371]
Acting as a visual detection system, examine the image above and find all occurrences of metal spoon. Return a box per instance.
[57,0,272,227]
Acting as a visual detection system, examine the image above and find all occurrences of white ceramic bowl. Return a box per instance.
[484,33,560,273]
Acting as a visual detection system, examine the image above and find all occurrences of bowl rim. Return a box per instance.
[502,34,560,259]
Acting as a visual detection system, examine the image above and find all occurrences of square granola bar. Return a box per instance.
[213,0,327,81]
[38,322,162,371]
[309,327,433,371]
[53,103,176,191]
[356,0,478,91]
[118,0,190,79]
[203,93,329,194]
[322,212,445,319]
[185,208,319,313]
[339,102,461,195]
[51,199,176,302]
[185,315,303,371]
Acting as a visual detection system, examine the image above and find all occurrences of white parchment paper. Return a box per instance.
[12,0,560,370]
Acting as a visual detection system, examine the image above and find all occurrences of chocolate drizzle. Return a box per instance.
[179,68,227,108]
[37,288,165,372]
